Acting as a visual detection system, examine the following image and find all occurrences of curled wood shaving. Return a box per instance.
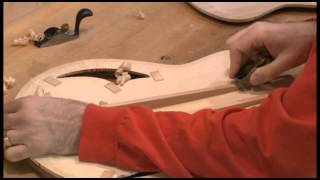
[27,29,44,41]
[119,61,132,71]
[12,36,29,46]
[115,61,132,86]
[116,72,131,86]
[3,76,16,95]
[12,29,43,46]
[136,10,145,20]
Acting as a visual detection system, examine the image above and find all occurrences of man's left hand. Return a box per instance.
[4,96,87,162]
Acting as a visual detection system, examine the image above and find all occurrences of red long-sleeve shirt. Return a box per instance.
[78,40,316,177]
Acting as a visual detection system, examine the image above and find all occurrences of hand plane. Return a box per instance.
[34,8,93,48]
[234,47,274,90]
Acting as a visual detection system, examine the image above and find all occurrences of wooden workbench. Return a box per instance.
[3,2,316,178]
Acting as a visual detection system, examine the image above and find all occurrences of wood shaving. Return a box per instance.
[116,72,131,86]
[12,29,43,46]
[4,76,16,88]
[160,55,171,61]
[3,76,16,95]
[12,36,29,46]
[119,61,132,71]
[114,61,132,86]
[27,29,37,39]
[27,29,44,41]
[136,10,145,20]
[115,68,124,78]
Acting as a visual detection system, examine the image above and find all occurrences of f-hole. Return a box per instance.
[57,68,149,83]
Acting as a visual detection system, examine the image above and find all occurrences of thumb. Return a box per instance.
[250,53,300,85]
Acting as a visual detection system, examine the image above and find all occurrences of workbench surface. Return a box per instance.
[3,2,316,178]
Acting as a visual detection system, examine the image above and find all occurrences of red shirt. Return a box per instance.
[78,41,316,177]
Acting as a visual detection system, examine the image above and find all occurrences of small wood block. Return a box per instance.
[150,71,164,81]
[100,170,118,178]
[35,85,45,96]
[44,92,51,96]
[99,100,109,105]
[104,82,121,93]
[35,85,51,96]
[43,77,61,86]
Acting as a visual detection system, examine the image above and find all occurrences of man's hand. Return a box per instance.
[4,96,87,162]
[226,21,316,85]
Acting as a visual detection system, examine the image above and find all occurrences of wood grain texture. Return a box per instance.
[189,2,317,23]
[15,51,232,106]
[3,2,316,178]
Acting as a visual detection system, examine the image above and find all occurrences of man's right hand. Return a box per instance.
[226,21,316,85]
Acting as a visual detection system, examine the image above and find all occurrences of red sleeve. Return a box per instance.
[79,41,316,178]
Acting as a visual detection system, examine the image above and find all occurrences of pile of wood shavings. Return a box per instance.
[12,29,44,46]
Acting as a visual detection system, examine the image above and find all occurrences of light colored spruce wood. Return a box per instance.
[189,2,317,23]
